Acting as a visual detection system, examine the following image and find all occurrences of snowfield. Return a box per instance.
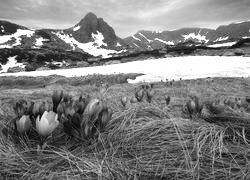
[1,56,250,83]
[214,36,229,42]
[182,32,209,43]
[139,33,152,43]
[0,29,34,48]
[155,38,174,45]
[0,56,25,73]
[34,37,49,47]
[53,31,125,58]
[207,42,237,48]
[73,25,81,31]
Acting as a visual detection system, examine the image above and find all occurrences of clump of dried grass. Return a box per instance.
[1,103,250,179]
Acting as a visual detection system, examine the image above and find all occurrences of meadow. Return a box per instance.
[0,74,250,179]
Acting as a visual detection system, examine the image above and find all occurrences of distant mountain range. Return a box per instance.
[125,22,250,50]
[0,12,250,57]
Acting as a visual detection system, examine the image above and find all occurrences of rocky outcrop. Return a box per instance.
[69,12,118,46]
[7,66,25,73]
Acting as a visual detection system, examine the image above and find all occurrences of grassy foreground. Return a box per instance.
[0,75,250,179]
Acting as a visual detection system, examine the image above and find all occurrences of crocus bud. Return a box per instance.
[246,96,250,103]
[135,89,144,102]
[121,96,128,107]
[165,96,171,106]
[16,115,32,134]
[186,99,196,116]
[74,99,86,115]
[52,90,63,112]
[146,89,155,103]
[130,97,138,104]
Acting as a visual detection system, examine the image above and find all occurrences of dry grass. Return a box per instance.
[0,76,250,179]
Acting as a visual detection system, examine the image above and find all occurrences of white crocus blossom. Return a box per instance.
[36,111,59,137]
[84,99,101,115]
[16,115,32,134]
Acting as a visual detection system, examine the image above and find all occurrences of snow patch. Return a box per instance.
[0,56,25,73]
[116,42,121,47]
[35,37,49,47]
[73,25,81,31]
[132,35,141,41]
[214,36,229,42]
[207,42,237,48]
[0,29,34,48]
[0,44,12,48]
[182,33,209,43]
[133,43,139,48]
[92,31,107,47]
[243,36,250,39]
[155,38,174,45]
[138,33,152,43]
[154,31,163,34]
[53,31,125,58]
[1,56,250,84]
[0,25,4,32]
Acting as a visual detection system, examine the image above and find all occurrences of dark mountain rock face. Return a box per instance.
[0,20,27,35]
[68,12,118,46]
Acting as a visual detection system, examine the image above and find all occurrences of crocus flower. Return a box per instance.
[36,111,59,137]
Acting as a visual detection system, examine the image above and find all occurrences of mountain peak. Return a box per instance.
[71,12,118,46]
[84,12,98,20]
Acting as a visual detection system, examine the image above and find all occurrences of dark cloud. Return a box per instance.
[0,0,250,37]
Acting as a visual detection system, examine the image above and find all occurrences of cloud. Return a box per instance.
[0,0,250,37]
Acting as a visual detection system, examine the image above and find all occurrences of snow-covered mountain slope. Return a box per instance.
[1,56,250,84]
[124,22,250,50]
[0,56,25,73]
[51,30,125,58]
[1,15,250,57]
[0,13,127,58]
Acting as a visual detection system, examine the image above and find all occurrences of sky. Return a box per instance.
[0,0,250,38]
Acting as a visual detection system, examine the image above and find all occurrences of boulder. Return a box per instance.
[76,61,89,67]
[223,51,235,56]
[7,66,25,73]
[234,49,245,56]
[36,66,51,71]
[164,54,173,58]
[88,57,102,63]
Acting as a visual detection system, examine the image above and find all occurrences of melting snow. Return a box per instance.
[35,37,49,47]
[214,36,229,42]
[154,31,163,34]
[155,38,174,45]
[139,33,152,43]
[1,56,250,84]
[0,44,12,48]
[132,35,141,41]
[0,29,34,48]
[92,31,107,47]
[133,43,139,48]
[116,42,122,47]
[54,32,76,50]
[182,33,209,43]
[0,56,25,73]
[207,42,237,48]
[0,25,4,32]
[73,25,81,31]
[53,31,125,58]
